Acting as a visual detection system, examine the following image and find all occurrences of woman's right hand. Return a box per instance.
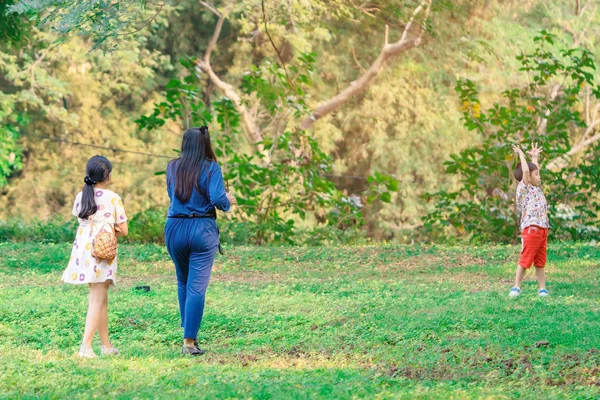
[226,191,237,206]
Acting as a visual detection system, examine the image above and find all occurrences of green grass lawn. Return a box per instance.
[1,242,600,399]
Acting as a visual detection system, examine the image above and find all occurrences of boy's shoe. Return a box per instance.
[181,345,206,356]
[77,344,97,359]
[101,345,120,356]
[508,287,521,297]
[538,289,549,297]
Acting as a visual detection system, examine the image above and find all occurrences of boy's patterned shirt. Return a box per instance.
[516,181,549,231]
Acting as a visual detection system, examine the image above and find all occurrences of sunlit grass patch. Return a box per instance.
[1,242,600,398]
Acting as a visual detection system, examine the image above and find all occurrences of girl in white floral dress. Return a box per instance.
[61,155,128,358]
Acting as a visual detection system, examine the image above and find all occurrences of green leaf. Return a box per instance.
[380,192,392,203]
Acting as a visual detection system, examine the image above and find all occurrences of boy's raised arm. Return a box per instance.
[527,142,543,170]
[513,145,530,185]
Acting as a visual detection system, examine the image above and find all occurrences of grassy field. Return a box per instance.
[1,242,600,399]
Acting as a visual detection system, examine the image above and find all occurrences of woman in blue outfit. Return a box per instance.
[165,126,236,355]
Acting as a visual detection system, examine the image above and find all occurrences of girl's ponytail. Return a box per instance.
[78,156,113,219]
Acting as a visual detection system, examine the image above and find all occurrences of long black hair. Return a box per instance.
[79,155,112,219]
[169,126,217,203]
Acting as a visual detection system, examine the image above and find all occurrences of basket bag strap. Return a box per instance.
[88,216,116,238]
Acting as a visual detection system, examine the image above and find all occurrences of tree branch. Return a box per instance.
[199,0,220,17]
[400,1,426,43]
[261,0,292,87]
[200,1,224,64]
[576,103,600,145]
[300,0,432,130]
[580,0,590,15]
[564,121,600,155]
[25,46,54,93]
[117,2,167,36]
[345,0,402,27]
[585,85,590,124]
[351,46,367,73]
[547,104,600,169]
[196,1,263,149]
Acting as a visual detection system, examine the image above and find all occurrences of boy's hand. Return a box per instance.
[527,143,543,158]
[512,145,525,155]
[513,144,531,184]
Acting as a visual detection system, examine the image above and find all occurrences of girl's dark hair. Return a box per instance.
[514,162,538,182]
[169,126,217,203]
[79,155,112,219]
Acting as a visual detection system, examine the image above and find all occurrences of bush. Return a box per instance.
[0,210,168,244]
[124,207,167,244]
[0,217,77,243]
[0,208,370,246]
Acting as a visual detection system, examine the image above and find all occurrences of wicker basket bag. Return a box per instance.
[90,218,118,263]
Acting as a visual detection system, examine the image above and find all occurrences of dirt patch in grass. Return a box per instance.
[544,350,600,387]
[183,346,364,370]
[211,271,286,284]
[372,253,487,273]
[377,349,600,387]
[118,253,495,287]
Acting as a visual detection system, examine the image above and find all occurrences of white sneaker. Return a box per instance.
[509,287,521,297]
[77,344,97,358]
[538,289,549,297]
[101,345,120,356]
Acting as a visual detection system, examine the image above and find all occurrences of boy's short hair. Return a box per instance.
[514,162,538,182]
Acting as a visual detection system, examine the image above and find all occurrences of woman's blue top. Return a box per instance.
[166,160,230,217]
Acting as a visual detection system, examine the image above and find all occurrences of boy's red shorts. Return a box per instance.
[519,225,548,268]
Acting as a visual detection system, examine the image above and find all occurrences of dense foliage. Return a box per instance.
[1,1,599,243]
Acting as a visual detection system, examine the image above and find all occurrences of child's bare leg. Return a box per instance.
[514,265,527,288]
[535,267,546,290]
[82,283,108,347]
[97,281,111,347]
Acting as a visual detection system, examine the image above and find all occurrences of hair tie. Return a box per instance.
[200,126,209,134]
[84,176,97,186]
